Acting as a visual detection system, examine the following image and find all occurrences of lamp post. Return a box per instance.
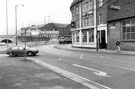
[15,4,24,46]
[6,0,8,49]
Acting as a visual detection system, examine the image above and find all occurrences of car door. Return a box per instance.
[12,46,19,54]
[18,46,25,54]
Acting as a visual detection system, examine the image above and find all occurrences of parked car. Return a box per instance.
[6,46,39,57]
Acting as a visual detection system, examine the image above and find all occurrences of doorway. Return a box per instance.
[98,30,107,49]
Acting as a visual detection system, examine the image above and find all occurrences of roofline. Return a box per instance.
[70,0,83,10]
[107,16,135,22]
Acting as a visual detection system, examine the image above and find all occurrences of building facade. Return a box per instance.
[107,0,135,51]
[39,23,71,38]
[70,0,107,48]
[70,0,135,51]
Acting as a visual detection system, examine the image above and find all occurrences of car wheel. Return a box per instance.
[9,53,13,57]
[27,52,33,56]
[33,53,36,56]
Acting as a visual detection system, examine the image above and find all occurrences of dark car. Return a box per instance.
[6,46,39,57]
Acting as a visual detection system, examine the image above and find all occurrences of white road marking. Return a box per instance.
[80,54,83,59]
[85,56,134,64]
[30,59,111,89]
[100,56,104,58]
[104,63,135,71]
[73,64,111,77]
[58,56,64,61]
[83,58,135,71]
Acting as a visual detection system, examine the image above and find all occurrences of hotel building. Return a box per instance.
[70,0,107,49]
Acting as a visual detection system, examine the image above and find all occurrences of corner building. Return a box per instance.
[70,0,107,49]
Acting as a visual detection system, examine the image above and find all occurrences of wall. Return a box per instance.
[108,21,121,50]
[108,20,135,51]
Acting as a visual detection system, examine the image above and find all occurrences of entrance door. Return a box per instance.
[99,30,106,49]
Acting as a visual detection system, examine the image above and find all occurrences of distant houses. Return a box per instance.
[18,23,71,42]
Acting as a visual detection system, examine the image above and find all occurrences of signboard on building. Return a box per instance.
[110,5,121,10]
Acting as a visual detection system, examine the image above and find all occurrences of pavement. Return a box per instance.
[54,44,135,56]
[0,54,89,89]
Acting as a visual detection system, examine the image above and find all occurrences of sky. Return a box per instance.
[0,0,73,35]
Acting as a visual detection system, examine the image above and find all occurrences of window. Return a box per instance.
[82,1,86,12]
[76,31,79,42]
[82,0,93,12]
[122,18,135,40]
[86,17,89,26]
[12,47,18,50]
[89,0,93,11]
[72,33,75,42]
[86,1,89,11]
[99,14,103,25]
[89,30,94,42]
[89,16,94,26]
[83,30,87,42]
[76,20,80,28]
[99,0,103,7]
[76,6,79,15]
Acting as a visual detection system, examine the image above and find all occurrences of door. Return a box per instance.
[99,30,106,49]
[18,47,25,54]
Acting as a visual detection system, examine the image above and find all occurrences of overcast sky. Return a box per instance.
[0,0,73,35]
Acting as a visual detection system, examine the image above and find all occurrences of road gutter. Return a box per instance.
[28,58,111,89]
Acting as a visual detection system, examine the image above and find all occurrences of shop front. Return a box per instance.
[72,28,96,48]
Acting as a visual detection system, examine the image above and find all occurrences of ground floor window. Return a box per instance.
[82,30,87,42]
[89,30,94,42]
[122,18,135,40]
[72,33,75,42]
[76,31,79,42]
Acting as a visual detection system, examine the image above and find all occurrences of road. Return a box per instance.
[30,44,135,89]
[0,52,89,89]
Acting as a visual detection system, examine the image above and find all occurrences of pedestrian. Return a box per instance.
[116,40,121,53]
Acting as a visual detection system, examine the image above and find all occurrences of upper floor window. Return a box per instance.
[82,1,86,12]
[98,14,103,25]
[76,6,79,15]
[89,0,93,11]
[99,0,103,7]
[72,7,75,18]
[82,0,93,12]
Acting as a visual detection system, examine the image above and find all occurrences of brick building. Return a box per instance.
[39,23,71,38]
[107,0,135,51]
[70,0,135,51]
[70,0,108,48]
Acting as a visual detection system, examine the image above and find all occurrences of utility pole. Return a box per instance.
[44,16,46,24]
[15,4,24,46]
[6,0,8,49]
[24,29,27,61]
[95,0,99,52]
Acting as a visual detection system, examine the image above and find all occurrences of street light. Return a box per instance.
[6,0,9,49]
[15,4,24,46]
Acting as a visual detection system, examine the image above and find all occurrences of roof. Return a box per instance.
[38,23,70,31]
[53,23,68,28]
[107,0,135,21]
[70,0,83,10]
